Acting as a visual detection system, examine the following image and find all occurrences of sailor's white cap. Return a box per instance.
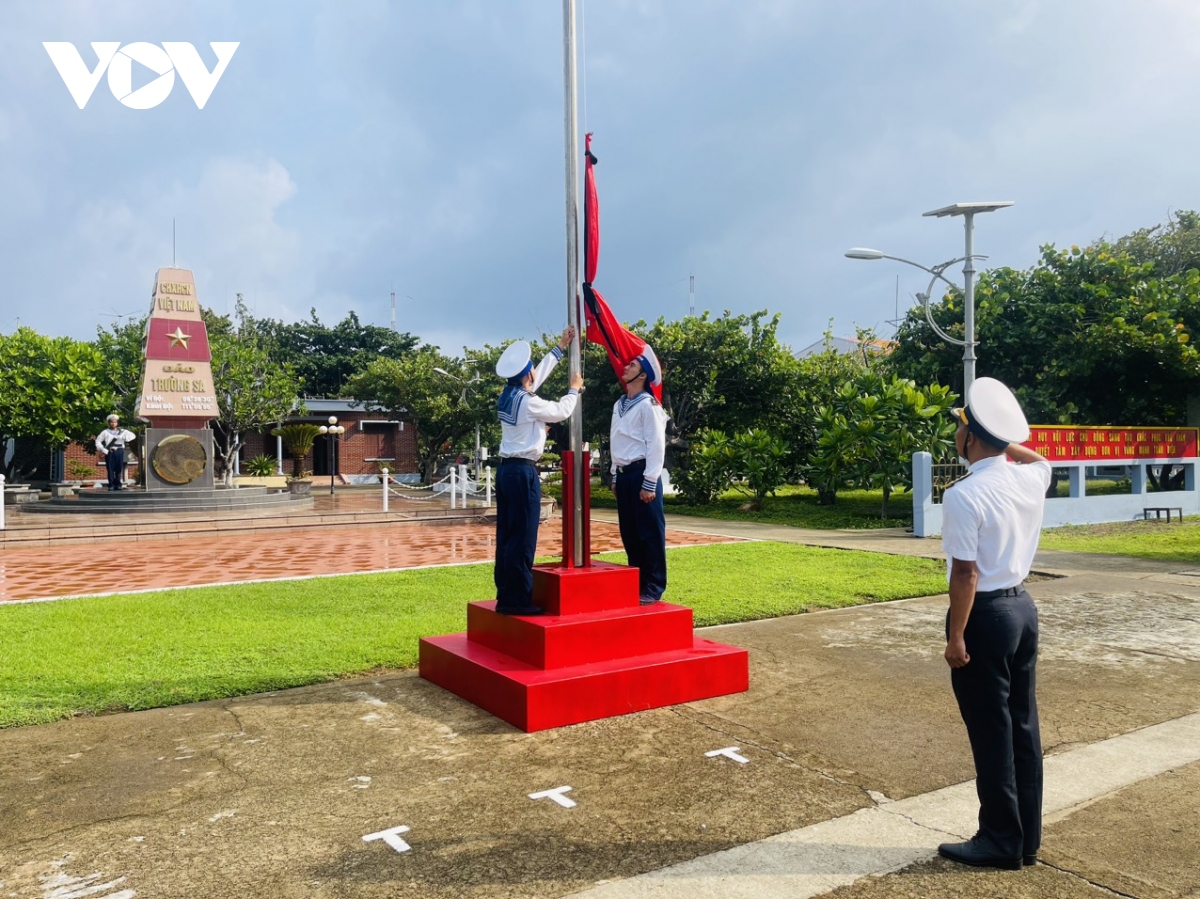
[633,345,661,385]
[107,413,120,422]
[954,377,1030,448]
[496,341,533,379]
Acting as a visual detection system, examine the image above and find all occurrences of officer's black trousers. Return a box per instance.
[105,448,125,490]
[949,588,1042,859]
[614,468,667,600]
[494,460,541,610]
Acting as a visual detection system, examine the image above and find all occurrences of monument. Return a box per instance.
[135,267,217,491]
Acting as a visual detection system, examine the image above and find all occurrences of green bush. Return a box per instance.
[243,454,278,477]
[675,429,736,505]
[730,428,789,508]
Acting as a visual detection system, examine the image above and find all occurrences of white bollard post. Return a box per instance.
[0,473,6,530]
[486,466,492,507]
[450,466,457,510]
[381,467,389,512]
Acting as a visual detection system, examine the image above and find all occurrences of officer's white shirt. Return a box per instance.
[942,454,1052,591]
[498,347,579,460]
[96,427,135,455]
[609,391,668,493]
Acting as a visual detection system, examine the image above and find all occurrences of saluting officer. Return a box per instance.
[96,414,136,491]
[609,346,669,605]
[938,377,1052,871]
[493,327,582,616]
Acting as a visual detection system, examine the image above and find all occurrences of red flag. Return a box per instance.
[581,133,662,403]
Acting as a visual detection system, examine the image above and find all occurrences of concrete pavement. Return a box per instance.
[0,516,1198,898]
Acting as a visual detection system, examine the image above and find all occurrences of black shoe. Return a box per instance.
[638,595,661,606]
[938,836,1021,870]
[1023,854,1037,867]
[495,604,546,616]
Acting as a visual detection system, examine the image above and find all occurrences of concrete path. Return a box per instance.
[2,520,1198,899]
[573,712,1200,898]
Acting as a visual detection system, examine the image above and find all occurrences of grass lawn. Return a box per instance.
[1041,517,1200,563]
[0,542,946,729]
[559,482,916,530]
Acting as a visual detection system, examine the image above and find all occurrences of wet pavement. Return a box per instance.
[0,507,1197,898]
[0,516,737,603]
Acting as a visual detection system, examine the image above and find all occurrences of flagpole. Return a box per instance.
[562,0,584,567]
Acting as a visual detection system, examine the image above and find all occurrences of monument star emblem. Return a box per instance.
[167,327,191,349]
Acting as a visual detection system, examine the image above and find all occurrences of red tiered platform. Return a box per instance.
[419,560,750,732]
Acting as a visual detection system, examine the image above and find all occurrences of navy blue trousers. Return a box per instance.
[615,468,667,600]
[494,461,541,610]
[105,448,125,490]
[948,589,1042,859]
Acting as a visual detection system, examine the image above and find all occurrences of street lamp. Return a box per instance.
[433,367,482,481]
[846,201,1013,395]
[318,416,345,495]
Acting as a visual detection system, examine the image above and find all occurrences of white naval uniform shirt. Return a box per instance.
[497,347,580,460]
[609,391,668,493]
[96,427,135,455]
[941,454,1052,592]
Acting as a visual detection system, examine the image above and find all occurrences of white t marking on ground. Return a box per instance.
[705,747,750,764]
[529,786,577,808]
[362,824,411,853]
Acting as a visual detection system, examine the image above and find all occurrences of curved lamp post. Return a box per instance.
[846,201,1013,395]
[318,416,345,495]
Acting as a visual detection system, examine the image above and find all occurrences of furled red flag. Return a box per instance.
[582,133,662,403]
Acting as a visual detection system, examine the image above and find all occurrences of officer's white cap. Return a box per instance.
[633,345,662,385]
[496,341,532,379]
[956,377,1029,447]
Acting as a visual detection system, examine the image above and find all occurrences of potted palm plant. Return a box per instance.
[270,424,322,495]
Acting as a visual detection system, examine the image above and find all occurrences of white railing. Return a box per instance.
[913,451,1200,537]
[380,466,492,512]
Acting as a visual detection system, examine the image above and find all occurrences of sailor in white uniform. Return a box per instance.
[937,377,1052,871]
[609,346,669,604]
[95,414,136,490]
[493,327,582,615]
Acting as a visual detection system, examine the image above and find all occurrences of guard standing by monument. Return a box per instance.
[493,327,582,616]
[937,377,1052,870]
[96,414,136,491]
[609,346,668,605]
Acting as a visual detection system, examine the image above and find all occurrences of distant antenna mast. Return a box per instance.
[173,218,176,266]
[390,291,397,331]
[689,273,695,317]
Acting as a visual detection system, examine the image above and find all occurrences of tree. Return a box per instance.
[271,424,322,479]
[578,310,800,482]
[94,316,149,427]
[807,372,957,516]
[206,300,305,484]
[241,307,419,398]
[887,242,1200,426]
[346,345,488,483]
[1112,209,1200,278]
[789,326,888,487]
[0,327,112,477]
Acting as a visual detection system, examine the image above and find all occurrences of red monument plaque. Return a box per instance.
[135,268,218,490]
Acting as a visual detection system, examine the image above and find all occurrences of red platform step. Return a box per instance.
[419,562,750,732]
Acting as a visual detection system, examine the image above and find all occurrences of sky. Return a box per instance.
[3,0,1200,357]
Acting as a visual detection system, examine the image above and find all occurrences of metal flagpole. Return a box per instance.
[562,0,584,566]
